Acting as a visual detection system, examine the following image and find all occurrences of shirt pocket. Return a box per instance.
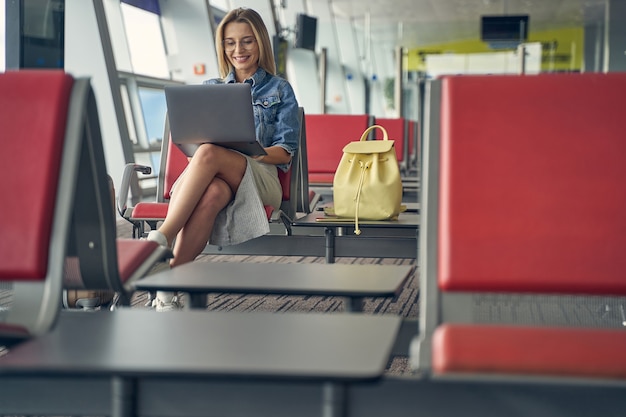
[253,95,281,144]
[253,94,280,126]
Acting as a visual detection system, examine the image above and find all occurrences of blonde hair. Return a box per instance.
[215,8,276,78]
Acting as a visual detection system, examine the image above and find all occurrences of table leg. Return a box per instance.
[324,227,335,263]
[322,381,347,417]
[344,297,364,312]
[111,376,136,417]
[188,293,208,309]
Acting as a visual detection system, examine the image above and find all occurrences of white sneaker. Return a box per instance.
[151,291,182,312]
[146,230,169,248]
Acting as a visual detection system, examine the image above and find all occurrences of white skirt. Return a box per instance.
[171,157,282,246]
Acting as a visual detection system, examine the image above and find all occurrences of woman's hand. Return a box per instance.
[253,146,290,165]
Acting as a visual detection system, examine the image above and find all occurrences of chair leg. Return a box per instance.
[281,217,293,236]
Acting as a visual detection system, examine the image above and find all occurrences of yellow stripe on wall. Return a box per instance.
[407,27,583,73]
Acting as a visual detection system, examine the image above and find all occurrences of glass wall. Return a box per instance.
[120,2,168,78]
[118,1,176,199]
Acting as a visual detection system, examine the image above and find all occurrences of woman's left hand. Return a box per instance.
[253,146,290,165]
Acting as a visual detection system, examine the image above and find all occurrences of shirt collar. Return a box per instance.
[225,67,267,86]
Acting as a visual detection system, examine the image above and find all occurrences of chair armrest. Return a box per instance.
[117,163,152,217]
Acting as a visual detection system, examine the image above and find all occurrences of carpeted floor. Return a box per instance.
[118,218,419,316]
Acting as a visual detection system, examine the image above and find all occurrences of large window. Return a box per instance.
[120,2,168,79]
[118,2,176,199]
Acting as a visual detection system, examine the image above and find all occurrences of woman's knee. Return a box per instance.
[192,143,224,166]
[196,180,232,213]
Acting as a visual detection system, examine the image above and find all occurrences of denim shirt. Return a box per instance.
[204,68,300,172]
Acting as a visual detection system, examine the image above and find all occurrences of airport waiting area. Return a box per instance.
[3,0,626,415]
[2,68,626,417]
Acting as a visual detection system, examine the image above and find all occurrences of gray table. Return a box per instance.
[134,262,414,311]
[0,309,401,417]
[202,211,419,262]
[293,212,420,263]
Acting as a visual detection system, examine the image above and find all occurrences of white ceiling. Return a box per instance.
[328,0,608,48]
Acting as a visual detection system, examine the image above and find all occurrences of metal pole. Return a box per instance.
[4,0,21,69]
[394,46,404,118]
[319,47,328,114]
[517,44,527,74]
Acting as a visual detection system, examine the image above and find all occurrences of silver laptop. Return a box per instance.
[164,83,266,157]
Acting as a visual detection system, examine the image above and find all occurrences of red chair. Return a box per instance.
[118,108,309,238]
[304,114,374,186]
[372,117,409,174]
[0,70,170,345]
[412,73,626,383]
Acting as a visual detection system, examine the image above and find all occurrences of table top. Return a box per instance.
[294,211,420,228]
[134,262,413,297]
[0,309,401,382]
[314,202,420,213]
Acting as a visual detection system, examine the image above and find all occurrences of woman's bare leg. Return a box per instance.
[171,178,232,266]
[158,144,247,247]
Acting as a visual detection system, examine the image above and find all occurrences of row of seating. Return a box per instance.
[346,72,626,416]
[119,110,419,240]
[117,107,309,239]
[305,113,420,188]
[0,70,410,417]
[116,104,421,269]
[195,111,421,261]
[407,71,626,411]
[3,69,626,416]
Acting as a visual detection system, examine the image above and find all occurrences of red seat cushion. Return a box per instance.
[433,323,626,379]
[116,239,161,283]
[131,202,169,220]
[132,202,275,222]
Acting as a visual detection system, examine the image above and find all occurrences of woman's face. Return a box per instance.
[223,22,259,81]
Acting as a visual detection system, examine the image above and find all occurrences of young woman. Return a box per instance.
[148,7,300,310]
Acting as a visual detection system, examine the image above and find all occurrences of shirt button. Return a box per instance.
[263,101,268,106]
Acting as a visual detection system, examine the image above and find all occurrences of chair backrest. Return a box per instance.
[64,77,127,294]
[437,73,626,295]
[304,114,374,184]
[156,114,189,202]
[294,108,313,214]
[0,70,76,341]
[276,107,307,219]
[1,71,167,338]
[415,72,626,374]
[63,77,167,299]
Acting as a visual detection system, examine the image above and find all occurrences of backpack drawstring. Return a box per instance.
[352,159,371,235]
